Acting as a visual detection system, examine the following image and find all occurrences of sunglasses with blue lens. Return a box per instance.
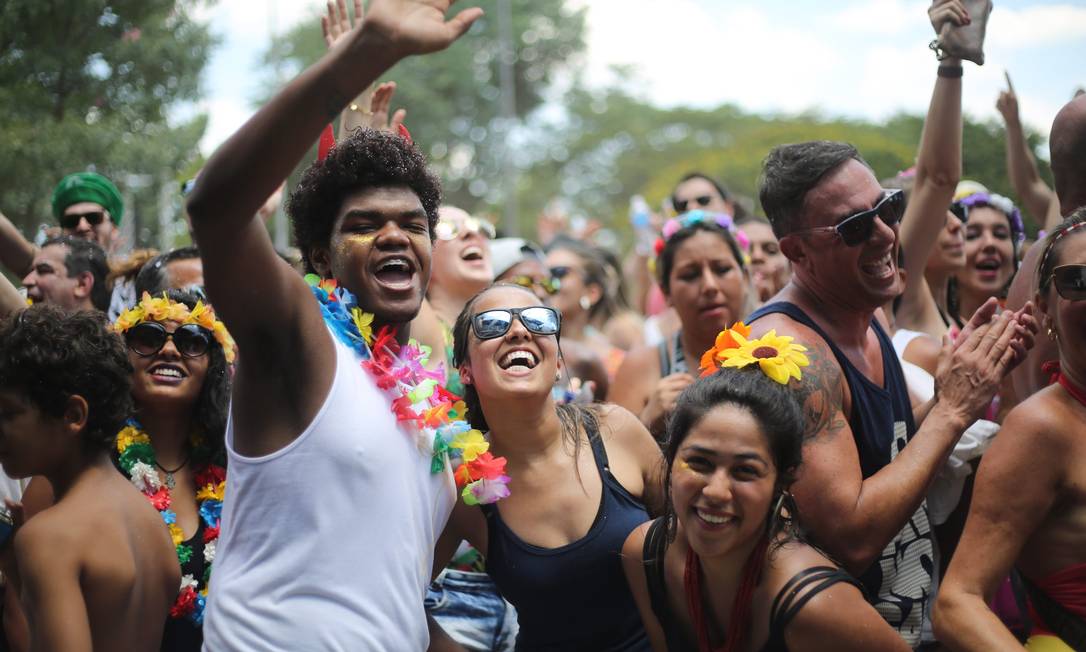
[792,189,906,247]
[471,307,561,340]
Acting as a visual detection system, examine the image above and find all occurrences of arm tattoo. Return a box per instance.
[794,341,848,441]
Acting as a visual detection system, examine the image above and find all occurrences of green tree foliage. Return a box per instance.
[0,0,214,246]
[522,79,1053,244]
[259,0,586,211]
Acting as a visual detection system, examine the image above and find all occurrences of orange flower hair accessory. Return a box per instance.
[114,292,237,363]
[699,321,809,385]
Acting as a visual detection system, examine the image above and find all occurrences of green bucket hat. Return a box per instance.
[51,172,124,226]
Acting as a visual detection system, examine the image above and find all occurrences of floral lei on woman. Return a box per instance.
[699,321,810,384]
[305,275,510,505]
[115,420,225,625]
[114,292,237,364]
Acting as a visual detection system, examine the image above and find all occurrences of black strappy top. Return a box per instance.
[640,519,864,652]
[480,415,651,651]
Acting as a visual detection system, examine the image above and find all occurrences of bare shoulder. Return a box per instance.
[768,542,909,652]
[622,520,652,560]
[902,332,941,376]
[609,343,661,407]
[599,403,651,440]
[988,388,1073,463]
[14,507,78,566]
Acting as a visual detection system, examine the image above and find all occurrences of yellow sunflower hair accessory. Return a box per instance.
[114,292,237,363]
[699,322,809,385]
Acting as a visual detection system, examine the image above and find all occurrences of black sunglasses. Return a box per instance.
[792,189,906,247]
[673,195,715,213]
[509,275,561,295]
[471,307,561,340]
[1050,264,1086,301]
[59,211,106,230]
[125,322,212,358]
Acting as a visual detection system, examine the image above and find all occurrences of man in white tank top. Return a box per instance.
[185,2,483,649]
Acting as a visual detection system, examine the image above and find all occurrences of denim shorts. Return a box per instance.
[426,569,518,652]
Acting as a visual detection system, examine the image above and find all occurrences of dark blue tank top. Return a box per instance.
[480,415,651,651]
[747,301,916,477]
[747,302,933,645]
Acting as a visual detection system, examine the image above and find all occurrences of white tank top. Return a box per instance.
[203,327,456,651]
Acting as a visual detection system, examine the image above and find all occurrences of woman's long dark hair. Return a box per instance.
[452,284,599,456]
[662,367,805,545]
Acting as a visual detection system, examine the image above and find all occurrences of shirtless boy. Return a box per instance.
[0,305,179,651]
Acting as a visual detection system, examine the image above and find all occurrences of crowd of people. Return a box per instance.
[0,0,1083,650]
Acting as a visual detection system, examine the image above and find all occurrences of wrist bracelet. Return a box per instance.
[937,65,963,78]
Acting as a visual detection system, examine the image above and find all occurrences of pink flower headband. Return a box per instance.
[654,210,750,256]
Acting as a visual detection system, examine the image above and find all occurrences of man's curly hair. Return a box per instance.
[0,305,133,451]
[288,128,442,273]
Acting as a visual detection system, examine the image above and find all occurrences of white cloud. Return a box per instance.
[987,4,1086,49]
[830,0,929,35]
[198,98,257,155]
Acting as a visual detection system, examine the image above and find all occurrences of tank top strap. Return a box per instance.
[584,411,609,473]
[641,518,672,631]
[766,566,864,647]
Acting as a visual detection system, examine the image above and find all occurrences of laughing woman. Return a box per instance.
[622,330,908,652]
[434,283,662,651]
[114,289,233,651]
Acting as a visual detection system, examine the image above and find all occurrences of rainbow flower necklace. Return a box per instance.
[115,420,225,626]
[306,275,510,505]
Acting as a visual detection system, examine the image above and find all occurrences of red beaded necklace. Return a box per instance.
[1042,361,1086,408]
[683,535,769,652]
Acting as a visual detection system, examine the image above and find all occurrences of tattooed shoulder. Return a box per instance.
[794,337,848,441]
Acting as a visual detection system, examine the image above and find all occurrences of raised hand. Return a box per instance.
[322,0,364,49]
[928,0,970,32]
[996,71,1021,125]
[360,0,483,60]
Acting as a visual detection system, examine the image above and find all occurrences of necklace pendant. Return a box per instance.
[165,472,175,489]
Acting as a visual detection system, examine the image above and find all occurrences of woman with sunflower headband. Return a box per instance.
[113,288,233,651]
[434,283,662,651]
[611,210,754,442]
[622,324,909,652]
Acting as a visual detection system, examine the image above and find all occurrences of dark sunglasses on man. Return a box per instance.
[790,189,905,247]
[59,211,107,230]
[125,322,213,358]
[1050,264,1086,301]
[509,275,561,295]
[672,195,715,213]
[471,306,561,340]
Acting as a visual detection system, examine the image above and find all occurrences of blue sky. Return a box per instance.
[193,0,1086,156]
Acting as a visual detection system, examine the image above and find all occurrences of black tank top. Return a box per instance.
[746,301,933,646]
[480,415,651,651]
[640,519,863,652]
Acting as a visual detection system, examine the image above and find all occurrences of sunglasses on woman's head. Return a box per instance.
[791,189,905,247]
[435,216,496,241]
[509,275,560,295]
[471,307,561,340]
[125,322,212,358]
[1050,264,1086,301]
[59,211,106,230]
[673,195,715,213]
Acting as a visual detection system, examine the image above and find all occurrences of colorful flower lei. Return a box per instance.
[114,292,237,364]
[115,420,224,626]
[699,321,810,385]
[306,275,510,505]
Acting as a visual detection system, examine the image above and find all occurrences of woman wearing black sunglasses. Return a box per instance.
[936,209,1086,651]
[432,283,662,651]
[116,288,232,652]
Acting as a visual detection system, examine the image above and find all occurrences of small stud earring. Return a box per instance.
[1048,327,1059,343]
[579,296,591,311]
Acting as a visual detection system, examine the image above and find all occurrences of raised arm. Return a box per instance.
[186,0,481,455]
[997,74,1060,231]
[0,270,27,319]
[786,305,1024,574]
[896,1,964,333]
[0,211,37,278]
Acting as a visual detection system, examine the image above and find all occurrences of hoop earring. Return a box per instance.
[579,295,592,311]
